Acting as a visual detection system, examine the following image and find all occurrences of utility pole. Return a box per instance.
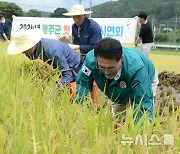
[151,15,155,42]
[89,0,92,18]
[152,15,154,31]
[75,0,84,4]
[166,21,169,33]
[173,14,177,45]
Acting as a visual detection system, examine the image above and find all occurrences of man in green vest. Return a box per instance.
[76,37,159,125]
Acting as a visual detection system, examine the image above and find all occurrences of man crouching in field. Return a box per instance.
[7,29,83,88]
[76,38,159,126]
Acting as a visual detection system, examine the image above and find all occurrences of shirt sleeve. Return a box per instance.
[80,25,102,54]
[0,26,3,34]
[0,25,4,34]
[7,19,12,25]
[75,58,94,104]
[46,45,74,85]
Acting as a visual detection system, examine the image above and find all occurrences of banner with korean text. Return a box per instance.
[11,17,137,46]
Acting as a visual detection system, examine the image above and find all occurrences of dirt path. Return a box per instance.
[155,71,180,115]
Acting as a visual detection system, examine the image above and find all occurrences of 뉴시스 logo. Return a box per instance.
[121,133,174,146]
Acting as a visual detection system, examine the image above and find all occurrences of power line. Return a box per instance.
[75,0,86,4]
[17,3,59,9]
[1,2,70,10]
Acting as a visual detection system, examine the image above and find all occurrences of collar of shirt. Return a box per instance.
[78,27,81,37]
[1,19,9,26]
[114,68,122,80]
[142,20,148,25]
[27,41,41,59]
[75,17,88,30]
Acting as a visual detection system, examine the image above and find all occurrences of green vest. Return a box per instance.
[76,47,155,113]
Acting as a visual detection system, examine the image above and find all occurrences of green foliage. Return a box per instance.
[49,8,68,18]
[0,1,23,19]
[40,11,51,17]
[155,30,180,43]
[155,33,169,42]
[175,29,180,42]
[24,9,42,17]
[92,0,180,28]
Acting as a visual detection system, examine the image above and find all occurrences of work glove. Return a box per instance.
[68,44,80,50]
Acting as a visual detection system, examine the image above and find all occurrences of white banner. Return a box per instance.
[11,17,137,45]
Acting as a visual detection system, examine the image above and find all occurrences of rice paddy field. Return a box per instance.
[0,41,179,153]
[149,50,180,73]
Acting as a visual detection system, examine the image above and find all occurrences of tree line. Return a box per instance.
[91,0,180,29]
[0,0,179,43]
[1,0,179,27]
[0,1,67,19]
